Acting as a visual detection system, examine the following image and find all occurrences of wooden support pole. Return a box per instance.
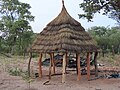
[49,53,52,80]
[66,52,68,67]
[94,52,98,77]
[65,52,68,73]
[51,53,55,74]
[76,54,78,74]
[62,53,67,83]
[38,53,42,78]
[77,53,81,81]
[87,52,90,80]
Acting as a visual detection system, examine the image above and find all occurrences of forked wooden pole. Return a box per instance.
[87,52,90,80]
[77,53,81,81]
[28,52,32,77]
[38,53,42,78]
[51,53,55,74]
[62,53,67,83]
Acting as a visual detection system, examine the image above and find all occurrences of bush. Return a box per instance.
[8,67,33,82]
[8,67,22,76]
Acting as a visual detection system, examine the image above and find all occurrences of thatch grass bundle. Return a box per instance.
[29,4,98,53]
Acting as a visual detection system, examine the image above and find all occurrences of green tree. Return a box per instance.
[0,0,34,54]
[88,26,120,54]
[79,0,120,24]
[108,27,120,53]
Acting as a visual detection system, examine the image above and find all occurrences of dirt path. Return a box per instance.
[0,56,120,90]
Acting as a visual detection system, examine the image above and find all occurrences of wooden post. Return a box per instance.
[94,52,98,77]
[66,52,68,67]
[38,53,42,78]
[62,53,67,83]
[28,52,32,77]
[77,53,81,81]
[87,52,90,80]
[76,54,78,74]
[65,52,68,73]
[49,53,52,80]
[51,53,55,74]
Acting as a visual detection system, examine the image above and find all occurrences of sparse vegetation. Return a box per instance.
[8,67,23,76]
[7,67,31,81]
[97,53,120,67]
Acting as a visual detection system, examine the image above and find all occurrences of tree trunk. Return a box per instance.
[102,46,105,57]
[112,45,115,56]
[118,45,120,54]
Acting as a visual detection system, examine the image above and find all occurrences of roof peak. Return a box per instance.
[62,0,64,6]
[47,0,81,26]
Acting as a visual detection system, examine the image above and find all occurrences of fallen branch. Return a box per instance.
[43,80,50,85]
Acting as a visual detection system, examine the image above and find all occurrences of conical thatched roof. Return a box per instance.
[30,2,98,53]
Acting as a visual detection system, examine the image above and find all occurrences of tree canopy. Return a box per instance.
[79,0,120,24]
[88,26,120,54]
[0,0,35,55]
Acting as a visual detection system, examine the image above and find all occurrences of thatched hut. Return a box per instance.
[29,0,98,83]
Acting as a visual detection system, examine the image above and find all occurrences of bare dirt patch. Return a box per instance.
[0,55,120,90]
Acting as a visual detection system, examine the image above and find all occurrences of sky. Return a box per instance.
[19,0,117,33]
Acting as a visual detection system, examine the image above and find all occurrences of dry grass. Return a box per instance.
[30,3,98,53]
[97,54,120,67]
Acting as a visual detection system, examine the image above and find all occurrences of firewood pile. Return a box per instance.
[42,54,94,68]
[96,67,120,79]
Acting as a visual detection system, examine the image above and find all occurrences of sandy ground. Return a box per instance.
[0,56,120,90]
